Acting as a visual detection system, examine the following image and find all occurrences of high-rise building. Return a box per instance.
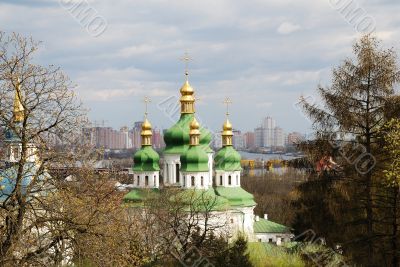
[287,132,305,145]
[244,132,255,149]
[273,127,284,147]
[152,128,163,149]
[254,127,263,148]
[232,129,245,150]
[254,116,285,149]
[131,121,143,149]
[262,116,275,147]
[213,131,222,149]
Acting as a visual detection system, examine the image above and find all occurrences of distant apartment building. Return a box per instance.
[244,132,255,149]
[286,132,305,145]
[232,129,245,150]
[82,121,164,150]
[254,127,263,148]
[152,128,163,149]
[262,116,276,147]
[273,127,285,147]
[131,121,143,148]
[213,131,222,149]
[254,116,285,148]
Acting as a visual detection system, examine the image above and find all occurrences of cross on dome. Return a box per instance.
[223,97,232,118]
[143,96,151,118]
[180,51,192,80]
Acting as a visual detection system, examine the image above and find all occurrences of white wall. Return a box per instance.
[163,154,180,185]
[254,233,292,245]
[132,171,160,188]
[180,171,210,189]
[214,170,241,187]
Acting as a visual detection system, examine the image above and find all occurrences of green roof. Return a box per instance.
[180,145,209,172]
[254,218,290,233]
[214,186,256,207]
[123,188,160,204]
[214,146,242,171]
[163,113,213,155]
[175,188,230,211]
[132,146,160,172]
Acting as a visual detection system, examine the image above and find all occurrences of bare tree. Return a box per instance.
[0,32,148,266]
[128,188,229,265]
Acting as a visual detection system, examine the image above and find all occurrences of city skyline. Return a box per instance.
[84,115,304,150]
[2,1,399,134]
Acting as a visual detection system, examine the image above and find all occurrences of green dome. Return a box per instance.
[180,146,209,172]
[133,146,160,172]
[176,189,230,211]
[199,127,213,153]
[164,113,213,155]
[214,187,256,207]
[214,146,242,171]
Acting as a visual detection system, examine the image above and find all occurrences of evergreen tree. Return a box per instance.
[296,35,400,266]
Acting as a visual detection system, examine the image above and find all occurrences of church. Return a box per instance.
[123,70,292,245]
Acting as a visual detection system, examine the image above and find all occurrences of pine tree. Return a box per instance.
[297,34,400,265]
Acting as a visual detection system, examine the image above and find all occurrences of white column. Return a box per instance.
[168,163,173,184]
[163,163,167,185]
[208,153,213,186]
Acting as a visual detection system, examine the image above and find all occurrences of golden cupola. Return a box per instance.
[141,118,153,146]
[180,73,195,114]
[189,117,200,146]
[13,78,24,123]
[222,118,233,146]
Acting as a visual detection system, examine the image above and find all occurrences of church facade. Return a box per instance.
[124,72,292,244]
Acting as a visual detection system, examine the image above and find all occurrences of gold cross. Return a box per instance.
[143,96,151,118]
[180,51,192,79]
[223,97,232,117]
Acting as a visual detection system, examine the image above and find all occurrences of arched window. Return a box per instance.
[145,176,149,186]
[220,175,223,186]
[137,176,140,186]
[191,176,195,187]
[201,176,204,186]
[228,175,232,185]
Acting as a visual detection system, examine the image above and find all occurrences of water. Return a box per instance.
[238,151,299,161]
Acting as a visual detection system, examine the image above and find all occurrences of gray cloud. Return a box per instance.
[0,0,399,133]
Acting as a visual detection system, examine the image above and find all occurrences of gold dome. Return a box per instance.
[223,119,232,131]
[179,79,195,114]
[13,78,24,123]
[180,80,194,95]
[190,117,200,134]
[141,118,152,136]
[222,118,233,146]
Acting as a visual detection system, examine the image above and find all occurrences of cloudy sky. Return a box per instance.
[1,0,399,133]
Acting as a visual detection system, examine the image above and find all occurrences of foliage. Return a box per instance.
[295,34,400,266]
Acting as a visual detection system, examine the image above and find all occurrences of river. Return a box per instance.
[238,151,300,161]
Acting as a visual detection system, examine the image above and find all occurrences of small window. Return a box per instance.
[230,218,234,223]
[269,238,273,243]
[220,175,222,186]
[145,176,149,186]
[137,176,140,186]
[154,175,156,185]
[191,176,195,187]
[228,175,232,185]
[201,176,204,186]
[236,175,239,185]
[258,239,262,242]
